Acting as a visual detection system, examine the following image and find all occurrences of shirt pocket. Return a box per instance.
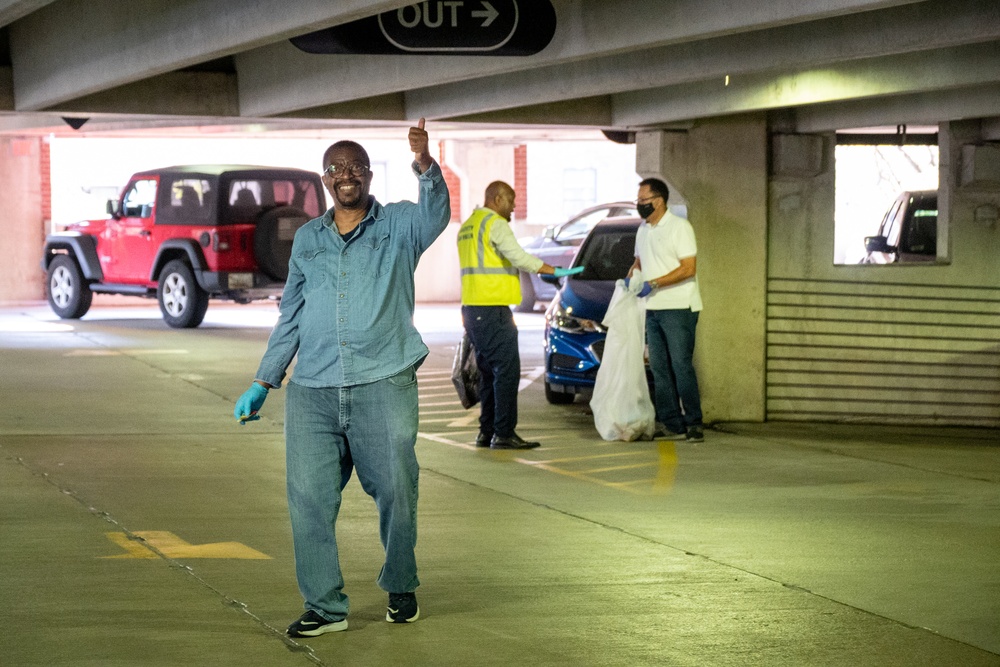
[296,246,328,292]
[360,231,392,277]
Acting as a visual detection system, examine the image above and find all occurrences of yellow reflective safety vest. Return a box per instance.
[457,207,521,306]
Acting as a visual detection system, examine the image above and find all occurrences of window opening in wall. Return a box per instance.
[562,168,597,218]
[834,131,940,265]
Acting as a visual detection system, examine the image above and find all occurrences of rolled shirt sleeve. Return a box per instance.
[489,217,544,273]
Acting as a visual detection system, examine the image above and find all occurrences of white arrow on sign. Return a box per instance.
[471,1,499,27]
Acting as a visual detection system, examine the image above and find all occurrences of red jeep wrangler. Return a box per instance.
[42,165,326,327]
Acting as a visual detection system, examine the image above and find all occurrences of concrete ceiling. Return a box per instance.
[0,0,997,139]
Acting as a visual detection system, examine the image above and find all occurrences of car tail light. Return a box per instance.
[212,231,231,252]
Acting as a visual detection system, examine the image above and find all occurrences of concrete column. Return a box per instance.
[0,136,45,304]
[940,120,1000,283]
[635,115,769,422]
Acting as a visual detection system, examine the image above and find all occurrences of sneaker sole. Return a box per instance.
[386,606,420,623]
[288,619,348,636]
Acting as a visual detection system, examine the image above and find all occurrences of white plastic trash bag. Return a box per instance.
[591,280,655,441]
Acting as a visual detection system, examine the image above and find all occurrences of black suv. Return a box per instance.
[861,190,938,264]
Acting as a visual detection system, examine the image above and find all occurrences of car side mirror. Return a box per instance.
[106,199,121,218]
[864,235,895,253]
[543,226,556,240]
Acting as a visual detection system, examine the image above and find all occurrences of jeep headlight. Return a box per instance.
[545,300,605,334]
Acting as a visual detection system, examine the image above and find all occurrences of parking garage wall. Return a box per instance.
[767,122,1000,427]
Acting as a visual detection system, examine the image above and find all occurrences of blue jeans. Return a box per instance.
[461,305,521,438]
[285,366,420,622]
[645,308,702,433]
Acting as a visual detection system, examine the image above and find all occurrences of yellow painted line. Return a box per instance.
[419,432,677,496]
[102,532,158,558]
[101,531,271,559]
[578,461,658,474]
[535,451,645,464]
[516,460,651,494]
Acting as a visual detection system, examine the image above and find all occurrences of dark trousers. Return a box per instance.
[645,308,702,432]
[462,305,520,438]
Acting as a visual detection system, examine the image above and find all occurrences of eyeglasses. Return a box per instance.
[325,162,369,178]
[635,195,662,205]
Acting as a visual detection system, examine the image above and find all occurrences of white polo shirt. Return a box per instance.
[634,210,703,312]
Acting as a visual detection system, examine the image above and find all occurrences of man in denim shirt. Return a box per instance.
[234,119,450,637]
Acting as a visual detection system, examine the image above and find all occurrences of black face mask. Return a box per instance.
[637,202,656,219]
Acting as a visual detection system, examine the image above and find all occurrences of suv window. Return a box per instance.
[157,177,216,224]
[223,178,323,224]
[880,198,904,247]
[899,194,937,255]
[122,179,157,217]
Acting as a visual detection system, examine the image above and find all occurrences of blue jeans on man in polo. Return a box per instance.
[284,365,421,622]
[645,308,702,433]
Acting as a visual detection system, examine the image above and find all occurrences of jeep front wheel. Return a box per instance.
[46,255,93,319]
[157,260,208,328]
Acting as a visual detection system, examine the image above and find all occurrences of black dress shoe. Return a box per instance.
[474,432,493,447]
[490,433,541,450]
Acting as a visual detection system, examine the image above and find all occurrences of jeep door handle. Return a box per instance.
[139,230,152,238]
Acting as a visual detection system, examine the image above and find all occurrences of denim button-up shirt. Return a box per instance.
[255,161,450,388]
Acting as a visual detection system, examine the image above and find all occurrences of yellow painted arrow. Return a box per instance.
[101,531,271,559]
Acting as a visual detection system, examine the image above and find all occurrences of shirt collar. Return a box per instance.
[321,197,383,231]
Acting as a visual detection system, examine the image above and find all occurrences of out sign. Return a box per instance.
[290,0,555,56]
[380,1,517,52]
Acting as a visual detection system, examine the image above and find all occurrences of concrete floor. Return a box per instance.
[0,302,998,667]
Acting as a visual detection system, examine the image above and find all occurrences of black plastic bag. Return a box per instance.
[451,334,480,409]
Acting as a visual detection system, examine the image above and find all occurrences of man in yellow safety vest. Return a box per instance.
[457,181,583,449]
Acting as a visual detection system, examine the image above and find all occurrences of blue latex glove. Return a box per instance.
[234,383,268,424]
[637,281,654,298]
[553,266,585,278]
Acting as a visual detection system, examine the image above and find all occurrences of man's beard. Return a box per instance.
[334,180,367,209]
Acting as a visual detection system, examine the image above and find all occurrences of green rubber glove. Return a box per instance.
[234,383,268,424]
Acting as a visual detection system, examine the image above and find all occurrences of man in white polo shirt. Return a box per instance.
[627,177,704,442]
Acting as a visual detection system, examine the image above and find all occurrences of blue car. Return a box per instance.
[542,216,642,404]
[516,201,637,312]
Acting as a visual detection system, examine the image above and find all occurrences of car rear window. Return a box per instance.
[223,177,323,223]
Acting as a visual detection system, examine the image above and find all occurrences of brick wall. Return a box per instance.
[514,144,528,220]
[439,143,462,222]
[40,138,51,225]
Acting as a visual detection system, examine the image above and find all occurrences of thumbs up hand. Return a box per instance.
[409,117,432,173]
